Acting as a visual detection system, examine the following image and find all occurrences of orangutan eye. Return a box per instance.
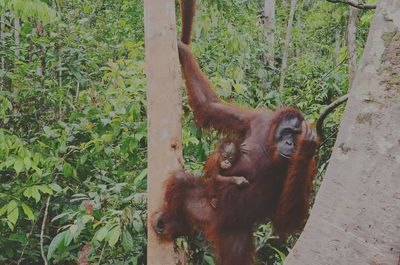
[282,128,293,135]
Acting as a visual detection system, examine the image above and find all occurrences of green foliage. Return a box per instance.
[0,0,372,264]
[1,0,146,263]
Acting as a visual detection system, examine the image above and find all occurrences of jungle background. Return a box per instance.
[0,0,375,264]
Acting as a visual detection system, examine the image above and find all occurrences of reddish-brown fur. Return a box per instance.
[151,1,319,264]
[203,140,243,206]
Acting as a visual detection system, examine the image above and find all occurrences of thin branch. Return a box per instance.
[319,55,348,82]
[40,196,51,265]
[17,202,46,265]
[316,94,349,138]
[97,243,106,265]
[298,55,348,96]
[326,0,376,9]
[319,128,339,148]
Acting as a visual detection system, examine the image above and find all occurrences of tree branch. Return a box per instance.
[316,94,349,138]
[17,202,46,265]
[40,195,51,265]
[326,0,376,10]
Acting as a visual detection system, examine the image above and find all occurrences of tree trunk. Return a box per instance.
[144,1,184,264]
[14,17,20,58]
[279,0,298,90]
[347,6,357,87]
[263,0,276,67]
[284,1,400,264]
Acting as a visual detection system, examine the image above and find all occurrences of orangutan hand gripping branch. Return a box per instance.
[151,1,319,264]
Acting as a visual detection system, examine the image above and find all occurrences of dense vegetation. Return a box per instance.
[0,0,373,264]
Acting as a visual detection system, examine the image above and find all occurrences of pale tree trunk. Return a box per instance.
[279,0,298,90]
[144,1,184,264]
[263,0,275,67]
[284,1,400,264]
[14,17,20,58]
[334,28,341,64]
[347,7,357,87]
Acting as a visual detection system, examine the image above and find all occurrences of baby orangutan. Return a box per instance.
[204,140,249,208]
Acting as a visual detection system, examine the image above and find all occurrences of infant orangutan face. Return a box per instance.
[219,142,238,169]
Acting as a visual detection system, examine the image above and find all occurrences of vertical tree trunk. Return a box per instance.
[14,17,20,58]
[347,7,357,87]
[284,1,400,264]
[279,0,298,90]
[144,1,184,264]
[263,0,276,67]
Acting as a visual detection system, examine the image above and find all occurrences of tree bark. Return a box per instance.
[144,1,184,264]
[279,0,298,90]
[347,6,357,87]
[284,1,400,264]
[263,0,276,67]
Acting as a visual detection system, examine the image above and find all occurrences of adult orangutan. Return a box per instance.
[151,1,319,264]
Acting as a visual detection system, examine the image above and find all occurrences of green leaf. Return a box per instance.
[69,224,78,238]
[107,225,121,247]
[122,231,134,251]
[232,83,245,93]
[0,204,7,216]
[51,211,71,222]
[64,230,73,246]
[21,203,35,221]
[271,246,287,262]
[129,256,138,265]
[31,186,41,203]
[23,157,32,170]
[38,185,53,195]
[4,157,15,167]
[47,231,67,260]
[23,187,33,199]
[49,183,62,193]
[14,159,24,174]
[7,200,19,229]
[81,215,94,224]
[134,169,147,185]
[23,186,42,202]
[32,166,43,176]
[62,162,74,177]
[96,226,108,242]
[102,133,113,143]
